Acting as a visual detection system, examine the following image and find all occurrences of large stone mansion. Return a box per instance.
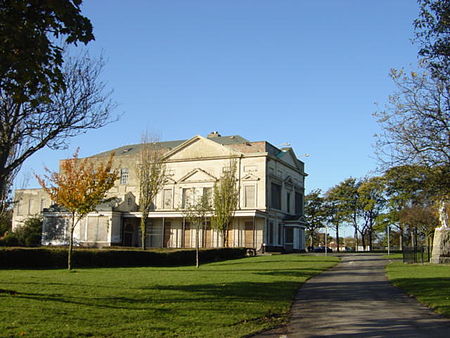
[12,132,308,251]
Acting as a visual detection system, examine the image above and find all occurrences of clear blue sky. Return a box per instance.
[17,0,420,195]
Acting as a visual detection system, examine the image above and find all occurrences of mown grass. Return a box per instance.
[383,253,403,260]
[386,262,450,318]
[0,254,338,337]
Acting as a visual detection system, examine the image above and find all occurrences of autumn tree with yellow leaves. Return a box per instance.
[36,150,118,270]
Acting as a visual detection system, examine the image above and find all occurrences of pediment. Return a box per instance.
[164,136,240,161]
[278,150,298,167]
[242,173,260,181]
[178,168,217,183]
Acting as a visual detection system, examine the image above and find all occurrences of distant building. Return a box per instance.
[13,132,307,251]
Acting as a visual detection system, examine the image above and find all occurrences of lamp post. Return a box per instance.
[324,224,328,256]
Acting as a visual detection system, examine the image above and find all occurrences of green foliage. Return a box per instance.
[0,0,94,104]
[304,189,327,247]
[0,247,247,269]
[14,217,43,247]
[0,255,338,337]
[387,261,450,317]
[414,0,450,80]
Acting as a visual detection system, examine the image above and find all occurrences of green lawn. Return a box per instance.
[386,262,450,317]
[0,254,338,337]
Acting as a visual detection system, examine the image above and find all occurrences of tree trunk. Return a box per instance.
[336,224,340,252]
[361,231,366,251]
[399,226,403,251]
[68,213,76,270]
[222,227,228,248]
[354,227,359,251]
[196,223,200,268]
[140,216,147,250]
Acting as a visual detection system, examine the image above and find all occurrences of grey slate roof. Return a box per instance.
[90,135,250,158]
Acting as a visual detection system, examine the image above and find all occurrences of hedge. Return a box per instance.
[0,247,247,269]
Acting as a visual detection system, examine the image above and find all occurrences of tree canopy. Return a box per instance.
[0,0,94,104]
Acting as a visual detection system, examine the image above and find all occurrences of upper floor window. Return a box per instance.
[182,188,194,209]
[271,183,281,210]
[163,189,173,209]
[203,187,213,205]
[244,185,256,208]
[120,168,129,185]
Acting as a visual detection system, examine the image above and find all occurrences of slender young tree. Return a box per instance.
[36,150,118,270]
[182,193,211,268]
[137,133,167,249]
[211,159,239,247]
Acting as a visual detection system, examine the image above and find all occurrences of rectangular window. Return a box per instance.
[163,189,173,209]
[120,168,129,185]
[244,185,256,208]
[271,183,281,210]
[203,187,212,205]
[295,192,304,215]
[268,221,274,244]
[287,192,291,213]
[182,188,193,208]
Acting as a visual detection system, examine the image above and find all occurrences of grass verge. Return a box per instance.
[386,262,450,318]
[0,254,338,337]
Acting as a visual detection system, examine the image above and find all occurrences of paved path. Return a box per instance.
[254,254,450,337]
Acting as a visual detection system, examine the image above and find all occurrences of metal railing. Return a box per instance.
[403,246,431,264]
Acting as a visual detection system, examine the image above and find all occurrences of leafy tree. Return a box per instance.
[399,205,439,247]
[182,193,211,268]
[414,0,450,81]
[0,1,114,213]
[211,159,239,247]
[357,176,386,250]
[0,0,94,103]
[36,149,118,270]
[326,178,361,250]
[304,189,326,248]
[137,133,167,250]
[375,0,449,229]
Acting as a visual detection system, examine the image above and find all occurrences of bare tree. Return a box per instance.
[0,54,115,209]
[374,68,449,168]
[137,133,167,249]
[211,159,239,247]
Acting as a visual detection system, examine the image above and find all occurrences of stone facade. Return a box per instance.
[12,133,307,251]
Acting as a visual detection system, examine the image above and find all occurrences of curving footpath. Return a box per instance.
[254,254,450,338]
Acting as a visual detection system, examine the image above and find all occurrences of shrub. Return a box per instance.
[0,247,247,269]
[0,232,19,247]
[14,217,43,247]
